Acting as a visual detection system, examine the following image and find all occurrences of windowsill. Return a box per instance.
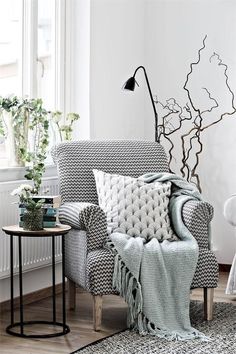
[0,164,57,183]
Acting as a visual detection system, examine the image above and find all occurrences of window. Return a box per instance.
[0,0,22,97]
[0,0,22,165]
[37,0,54,108]
[0,0,71,168]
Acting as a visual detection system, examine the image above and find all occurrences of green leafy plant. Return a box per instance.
[0,95,79,193]
[0,96,49,193]
[11,184,45,210]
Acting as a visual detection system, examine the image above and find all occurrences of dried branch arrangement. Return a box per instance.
[155,35,236,192]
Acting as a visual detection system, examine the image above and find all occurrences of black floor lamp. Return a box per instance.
[123,66,159,142]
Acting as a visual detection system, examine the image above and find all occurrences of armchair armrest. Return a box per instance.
[182,200,214,249]
[59,202,107,251]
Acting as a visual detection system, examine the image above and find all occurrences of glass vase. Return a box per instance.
[4,111,26,167]
[22,209,43,231]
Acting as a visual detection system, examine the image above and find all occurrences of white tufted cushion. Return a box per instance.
[93,169,178,242]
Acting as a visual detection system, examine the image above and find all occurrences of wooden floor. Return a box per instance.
[0,272,235,354]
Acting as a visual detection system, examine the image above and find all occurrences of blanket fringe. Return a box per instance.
[109,239,210,342]
[113,253,143,327]
[134,313,210,342]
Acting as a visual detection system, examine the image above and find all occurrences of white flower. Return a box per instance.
[11,187,21,196]
[11,184,33,196]
[52,111,62,123]
[19,184,33,192]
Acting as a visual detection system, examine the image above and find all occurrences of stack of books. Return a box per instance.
[19,195,61,228]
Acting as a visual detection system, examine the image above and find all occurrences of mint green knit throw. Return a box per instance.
[109,173,208,341]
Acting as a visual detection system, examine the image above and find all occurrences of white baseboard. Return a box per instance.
[0,263,62,303]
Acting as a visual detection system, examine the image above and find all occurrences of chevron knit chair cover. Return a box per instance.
[52,140,218,295]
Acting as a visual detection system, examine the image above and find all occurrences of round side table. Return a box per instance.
[2,224,71,338]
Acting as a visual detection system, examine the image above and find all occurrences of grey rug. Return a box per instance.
[72,301,236,354]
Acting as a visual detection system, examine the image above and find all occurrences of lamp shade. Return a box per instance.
[123,76,136,91]
[122,65,159,142]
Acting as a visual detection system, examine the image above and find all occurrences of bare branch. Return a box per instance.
[155,35,235,192]
[190,130,203,193]
[201,87,219,114]
[183,35,207,113]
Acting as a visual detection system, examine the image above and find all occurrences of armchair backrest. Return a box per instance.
[52,140,169,204]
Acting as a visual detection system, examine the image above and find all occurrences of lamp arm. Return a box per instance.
[133,66,159,142]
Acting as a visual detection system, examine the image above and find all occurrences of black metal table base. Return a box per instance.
[7,232,70,338]
[6,321,70,338]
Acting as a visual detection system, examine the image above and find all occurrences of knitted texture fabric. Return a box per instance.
[71,302,236,354]
[93,169,178,241]
[53,141,218,297]
[59,202,107,252]
[108,172,209,341]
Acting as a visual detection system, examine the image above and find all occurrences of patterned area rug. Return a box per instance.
[72,301,236,354]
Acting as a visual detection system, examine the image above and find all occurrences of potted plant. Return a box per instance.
[11,184,45,231]
[0,95,80,193]
[0,96,50,193]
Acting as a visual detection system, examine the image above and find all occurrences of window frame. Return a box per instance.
[0,0,73,177]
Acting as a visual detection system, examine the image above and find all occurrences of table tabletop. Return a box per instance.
[2,224,71,237]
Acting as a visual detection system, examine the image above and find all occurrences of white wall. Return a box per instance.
[0,264,62,302]
[90,0,146,140]
[144,0,236,263]
[71,0,91,139]
[72,0,236,264]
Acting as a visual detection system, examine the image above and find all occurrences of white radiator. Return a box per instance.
[0,177,60,279]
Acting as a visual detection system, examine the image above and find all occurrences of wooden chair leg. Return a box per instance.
[93,295,103,331]
[203,288,214,320]
[68,279,76,310]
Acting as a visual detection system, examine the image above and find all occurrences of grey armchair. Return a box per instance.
[52,140,219,331]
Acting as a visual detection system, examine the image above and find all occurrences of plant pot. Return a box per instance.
[22,209,43,231]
